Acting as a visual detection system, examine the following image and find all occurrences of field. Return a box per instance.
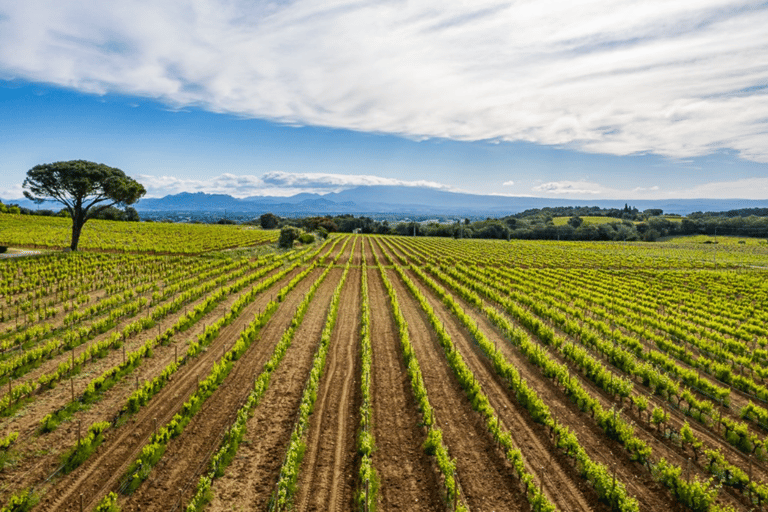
[553,216,623,226]
[0,229,768,511]
[0,214,278,254]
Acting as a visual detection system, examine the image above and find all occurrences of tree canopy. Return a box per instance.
[23,160,146,250]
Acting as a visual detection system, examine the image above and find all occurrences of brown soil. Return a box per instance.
[294,267,361,512]
[429,264,747,511]
[367,266,445,511]
[402,267,600,512]
[119,268,338,512]
[205,269,341,511]
[0,262,296,504]
[31,265,323,512]
[385,267,527,512]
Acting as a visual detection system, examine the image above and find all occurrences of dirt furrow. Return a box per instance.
[485,269,762,507]
[121,267,335,512]
[386,268,527,512]
[295,267,361,512]
[445,268,743,511]
[34,265,321,512]
[0,262,300,504]
[367,267,444,511]
[402,267,598,512]
[206,268,342,511]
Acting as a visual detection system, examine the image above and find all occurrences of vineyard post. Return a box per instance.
[79,493,83,512]
[135,375,139,390]
[154,417,157,436]
[71,349,75,370]
[7,378,11,398]
[122,343,125,365]
[175,345,178,363]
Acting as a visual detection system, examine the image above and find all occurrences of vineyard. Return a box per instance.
[0,214,278,254]
[0,232,767,511]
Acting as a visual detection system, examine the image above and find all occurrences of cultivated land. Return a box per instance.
[0,220,767,511]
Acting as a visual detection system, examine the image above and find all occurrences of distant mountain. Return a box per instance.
[5,187,768,216]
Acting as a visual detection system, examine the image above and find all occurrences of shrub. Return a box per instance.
[0,246,7,254]
[278,226,302,248]
[298,233,315,244]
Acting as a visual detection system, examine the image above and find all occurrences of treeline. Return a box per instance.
[515,204,649,221]
[265,209,768,242]
[0,201,139,222]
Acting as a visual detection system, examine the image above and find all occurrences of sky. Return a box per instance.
[1,0,767,201]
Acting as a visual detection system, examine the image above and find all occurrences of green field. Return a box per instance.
[1,222,768,512]
[552,215,626,226]
[0,213,278,254]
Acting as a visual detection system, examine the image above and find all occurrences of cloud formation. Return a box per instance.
[138,171,456,198]
[1,1,767,162]
[533,177,768,200]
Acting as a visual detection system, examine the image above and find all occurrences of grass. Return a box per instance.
[552,216,626,226]
[659,234,768,245]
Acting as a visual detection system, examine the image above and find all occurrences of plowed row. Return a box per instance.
[2,233,765,511]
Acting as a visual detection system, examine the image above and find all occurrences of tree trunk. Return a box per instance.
[70,212,85,251]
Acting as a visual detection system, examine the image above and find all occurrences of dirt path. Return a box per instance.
[121,268,339,512]
[439,265,745,511]
[400,267,599,512]
[206,268,343,511]
[33,266,322,512]
[367,266,444,511]
[0,262,298,504]
[294,268,361,512]
[0,262,244,433]
[386,268,527,512]
[509,280,764,508]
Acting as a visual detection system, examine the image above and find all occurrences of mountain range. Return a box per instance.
[5,186,768,216]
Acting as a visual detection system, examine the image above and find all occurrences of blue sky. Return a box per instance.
[1,0,767,201]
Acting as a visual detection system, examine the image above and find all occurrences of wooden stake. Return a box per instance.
[175,345,178,363]
[79,493,83,512]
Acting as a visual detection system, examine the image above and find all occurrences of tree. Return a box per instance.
[23,160,146,251]
[567,215,583,228]
[259,212,280,229]
[278,226,301,248]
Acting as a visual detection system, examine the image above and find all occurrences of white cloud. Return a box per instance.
[532,177,768,199]
[1,1,767,161]
[533,181,605,195]
[138,171,456,198]
[502,180,515,187]
[260,171,453,191]
[0,184,24,199]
